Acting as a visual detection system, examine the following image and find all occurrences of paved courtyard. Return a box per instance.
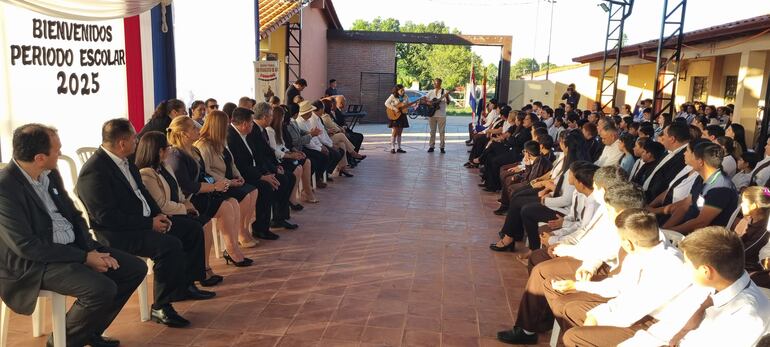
[4,118,552,346]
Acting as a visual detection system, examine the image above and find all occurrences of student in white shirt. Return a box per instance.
[716,136,739,177]
[594,121,624,167]
[750,138,770,186]
[557,209,691,346]
[496,183,645,345]
[620,226,770,347]
[542,167,602,246]
[548,116,565,142]
[732,152,758,191]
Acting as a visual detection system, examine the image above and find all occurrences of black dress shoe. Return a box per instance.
[255,229,280,240]
[477,183,487,187]
[87,334,120,347]
[271,220,298,230]
[289,202,304,211]
[396,148,407,153]
[497,326,538,345]
[489,241,515,252]
[173,284,216,301]
[151,305,190,328]
[427,147,435,153]
[199,274,223,287]
[493,207,508,216]
[440,148,446,154]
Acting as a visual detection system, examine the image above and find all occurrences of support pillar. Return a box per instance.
[735,50,767,147]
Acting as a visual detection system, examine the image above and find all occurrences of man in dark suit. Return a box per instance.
[482,112,534,192]
[248,104,297,230]
[642,122,691,203]
[228,107,295,240]
[0,124,146,347]
[76,118,213,329]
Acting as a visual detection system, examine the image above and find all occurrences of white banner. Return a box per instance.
[0,3,128,162]
[255,60,280,103]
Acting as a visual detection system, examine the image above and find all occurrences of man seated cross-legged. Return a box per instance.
[0,124,147,347]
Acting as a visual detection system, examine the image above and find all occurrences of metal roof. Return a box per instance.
[573,14,770,63]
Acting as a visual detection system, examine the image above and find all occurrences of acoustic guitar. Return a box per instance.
[426,89,447,117]
[386,99,419,121]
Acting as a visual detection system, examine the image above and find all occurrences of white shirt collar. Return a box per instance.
[101,146,128,167]
[13,159,50,183]
[712,271,751,308]
[669,143,688,155]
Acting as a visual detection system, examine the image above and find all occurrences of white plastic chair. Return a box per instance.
[210,219,224,259]
[0,290,67,347]
[661,229,686,248]
[549,319,561,347]
[75,147,98,166]
[57,155,79,193]
[725,204,742,231]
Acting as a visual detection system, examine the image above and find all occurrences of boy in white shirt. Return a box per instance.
[620,226,770,347]
[496,183,645,345]
[555,209,691,346]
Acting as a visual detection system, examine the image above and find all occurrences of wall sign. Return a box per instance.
[255,60,280,103]
[0,3,128,161]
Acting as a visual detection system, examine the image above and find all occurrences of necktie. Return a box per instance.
[553,171,566,197]
[668,296,714,346]
[262,128,270,143]
[572,195,579,219]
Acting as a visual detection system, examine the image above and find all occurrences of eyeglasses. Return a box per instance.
[208,104,219,109]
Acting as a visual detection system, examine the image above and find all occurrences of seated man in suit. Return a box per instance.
[77,118,213,329]
[643,122,691,203]
[248,103,298,230]
[228,107,295,241]
[0,124,146,347]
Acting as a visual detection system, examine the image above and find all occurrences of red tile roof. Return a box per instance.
[573,14,770,63]
[259,0,304,39]
[259,0,342,40]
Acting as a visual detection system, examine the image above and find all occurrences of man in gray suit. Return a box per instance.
[0,124,146,347]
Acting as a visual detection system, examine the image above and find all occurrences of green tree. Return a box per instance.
[540,62,558,72]
[350,18,479,90]
[511,58,539,79]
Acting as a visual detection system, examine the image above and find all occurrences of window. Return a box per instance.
[691,77,709,102]
[724,76,738,104]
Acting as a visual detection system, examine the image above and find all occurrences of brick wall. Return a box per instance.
[327,39,396,123]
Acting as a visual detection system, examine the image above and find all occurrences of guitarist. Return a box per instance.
[385,84,412,154]
[424,78,452,154]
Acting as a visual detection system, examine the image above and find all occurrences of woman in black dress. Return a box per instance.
[384,84,410,153]
[166,116,253,268]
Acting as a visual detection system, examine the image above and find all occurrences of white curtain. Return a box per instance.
[0,0,170,21]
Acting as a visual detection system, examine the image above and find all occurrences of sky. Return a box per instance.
[332,0,770,67]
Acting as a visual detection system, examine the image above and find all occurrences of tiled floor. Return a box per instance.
[5,121,553,346]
